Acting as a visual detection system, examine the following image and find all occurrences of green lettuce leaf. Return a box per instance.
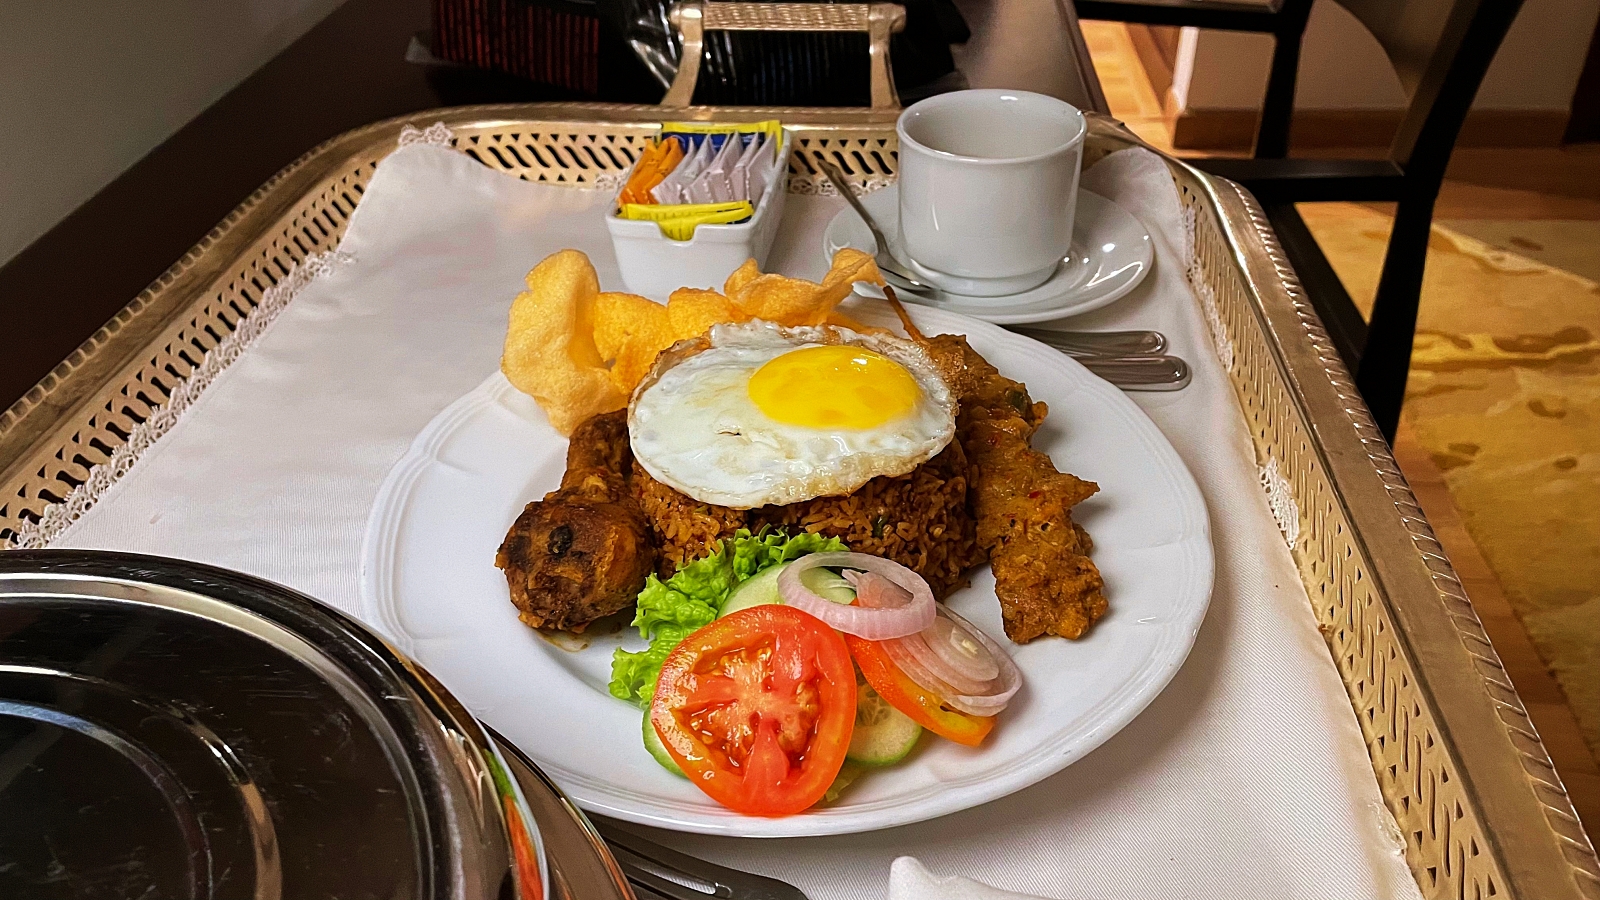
[631,562,729,640]
[608,528,848,709]
[729,529,846,582]
[608,623,692,706]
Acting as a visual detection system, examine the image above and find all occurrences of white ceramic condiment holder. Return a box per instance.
[608,128,791,300]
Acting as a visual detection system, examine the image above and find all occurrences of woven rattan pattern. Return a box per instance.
[1,106,1593,900]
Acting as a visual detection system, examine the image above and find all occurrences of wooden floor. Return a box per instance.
[1079,20,1600,838]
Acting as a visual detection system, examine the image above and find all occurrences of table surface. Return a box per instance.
[0,0,1105,416]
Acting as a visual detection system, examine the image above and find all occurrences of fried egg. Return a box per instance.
[628,321,956,509]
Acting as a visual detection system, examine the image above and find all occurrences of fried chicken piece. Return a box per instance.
[562,408,632,481]
[496,411,658,632]
[925,332,1047,429]
[963,405,1106,640]
[927,334,1108,642]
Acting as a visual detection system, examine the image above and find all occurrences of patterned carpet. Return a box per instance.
[1301,203,1600,761]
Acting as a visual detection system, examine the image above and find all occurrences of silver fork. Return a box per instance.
[1012,327,1192,390]
[595,819,810,900]
[852,280,1171,363]
[1008,326,1165,356]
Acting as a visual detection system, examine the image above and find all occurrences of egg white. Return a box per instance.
[628,321,956,509]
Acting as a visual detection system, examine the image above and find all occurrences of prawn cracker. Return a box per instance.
[502,250,627,434]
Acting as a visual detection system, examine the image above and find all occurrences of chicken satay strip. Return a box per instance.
[924,334,1046,428]
[962,405,1107,640]
[925,333,1108,641]
[497,409,659,632]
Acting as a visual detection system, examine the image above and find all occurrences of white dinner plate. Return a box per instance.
[359,304,1212,837]
[823,186,1153,324]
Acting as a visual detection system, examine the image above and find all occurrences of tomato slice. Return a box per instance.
[650,605,856,816]
[845,634,996,747]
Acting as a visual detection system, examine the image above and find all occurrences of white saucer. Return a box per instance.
[823,185,1153,324]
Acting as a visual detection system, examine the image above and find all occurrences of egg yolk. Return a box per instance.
[747,345,921,429]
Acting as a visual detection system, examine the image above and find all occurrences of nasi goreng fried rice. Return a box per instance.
[631,441,983,600]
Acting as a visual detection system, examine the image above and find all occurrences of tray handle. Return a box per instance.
[663,1,907,110]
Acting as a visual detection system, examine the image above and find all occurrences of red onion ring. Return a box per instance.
[884,631,990,697]
[884,605,1021,716]
[927,614,1000,682]
[842,569,912,610]
[777,552,934,640]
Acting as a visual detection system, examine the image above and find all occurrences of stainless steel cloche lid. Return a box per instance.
[0,550,544,900]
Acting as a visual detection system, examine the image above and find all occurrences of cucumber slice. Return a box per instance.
[642,710,686,778]
[719,560,858,619]
[822,761,867,805]
[720,554,857,614]
[847,681,922,766]
[800,567,856,603]
[719,562,787,618]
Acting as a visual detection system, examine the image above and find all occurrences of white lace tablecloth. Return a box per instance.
[37,130,1421,900]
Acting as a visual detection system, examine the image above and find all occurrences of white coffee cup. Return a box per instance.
[896,90,1086,297]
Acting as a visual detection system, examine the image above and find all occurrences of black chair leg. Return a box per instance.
[1356,197,1436,443]
[1255,24,1310,157]
[1264,204,1368,372]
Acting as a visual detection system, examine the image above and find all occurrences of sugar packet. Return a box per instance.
[742,132,777,202]
[652,135,714,204]
[688,132,744,203]
[730,133,763,202]
[618,200,754,240]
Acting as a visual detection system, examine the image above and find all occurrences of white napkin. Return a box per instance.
[48,138,1421,900]
[891,858,1059,900]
